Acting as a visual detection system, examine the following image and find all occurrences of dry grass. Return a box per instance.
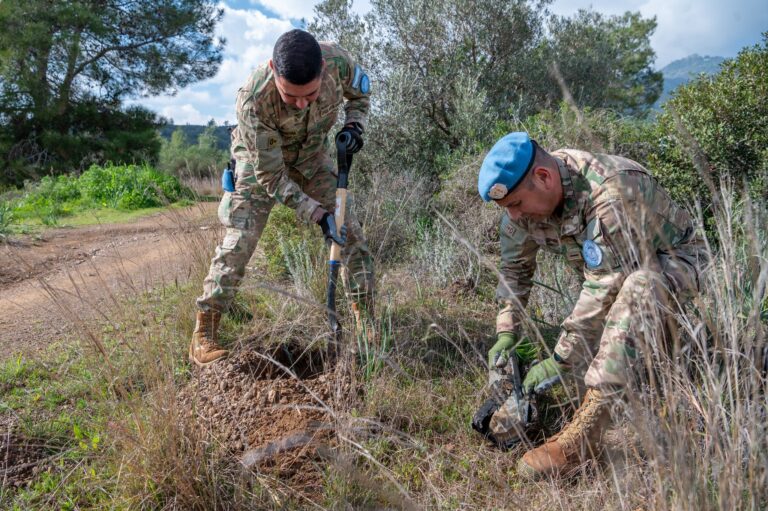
[2,154,765,510]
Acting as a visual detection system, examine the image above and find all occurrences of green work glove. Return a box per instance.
[522,355,568,395]
[487,333,537,368]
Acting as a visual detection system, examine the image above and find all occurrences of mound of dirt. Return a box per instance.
[178,345,352,496]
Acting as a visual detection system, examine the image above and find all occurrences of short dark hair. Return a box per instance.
[272,29,322,85]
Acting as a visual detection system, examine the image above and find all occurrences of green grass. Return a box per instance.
[1,169,765,510]
[0,163,194,232]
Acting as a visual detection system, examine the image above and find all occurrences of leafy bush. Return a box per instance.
[10,163,191,225]
[0,103,163,188]
[78,163,190,209]
[259,205,319,279]
[158,127,228,179]
[0,201,13,235]
[650,35,768,208]
[13,175,82,224]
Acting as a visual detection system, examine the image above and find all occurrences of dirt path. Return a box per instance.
[0,203,220,357]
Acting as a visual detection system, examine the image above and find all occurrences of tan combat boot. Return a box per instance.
[189,310,228,367]
[517,387,614,479]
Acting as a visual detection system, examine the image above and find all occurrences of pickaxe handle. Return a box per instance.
[327,132,353,341]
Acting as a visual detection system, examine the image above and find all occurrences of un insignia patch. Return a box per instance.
[582,239,603,268]
[489,183,508,200]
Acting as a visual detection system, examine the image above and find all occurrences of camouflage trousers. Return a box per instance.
[557,254,700,388]
[196,154,374,314]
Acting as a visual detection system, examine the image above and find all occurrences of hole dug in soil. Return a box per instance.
[178,343,352,495]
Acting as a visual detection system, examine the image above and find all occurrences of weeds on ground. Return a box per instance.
[3,163,193,229]
[2,155,766,510]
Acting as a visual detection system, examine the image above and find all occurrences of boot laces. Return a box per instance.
[557,390,610,454]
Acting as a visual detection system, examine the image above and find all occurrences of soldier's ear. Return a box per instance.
[529,166,556,192]
[268,59,274,72]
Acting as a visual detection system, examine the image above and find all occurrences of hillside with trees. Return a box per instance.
[655,54,726,106]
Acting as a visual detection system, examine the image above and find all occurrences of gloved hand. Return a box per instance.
[522,355,568,395]
[315,210,347,246]
[487,332,537,368]
[336,122,364,153]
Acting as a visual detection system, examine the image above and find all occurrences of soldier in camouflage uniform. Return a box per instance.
[190,30,375,367]
[477,132,705,478]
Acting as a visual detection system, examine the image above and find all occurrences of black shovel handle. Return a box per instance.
[327,133,353,341]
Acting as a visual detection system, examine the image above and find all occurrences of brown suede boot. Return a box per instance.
[517,387,614,479]
[189,310,228,367]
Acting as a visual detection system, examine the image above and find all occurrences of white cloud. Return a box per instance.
[129,3,293,124]
[162,104,211,125]
[251,0,317,20]
[550,0,767,68]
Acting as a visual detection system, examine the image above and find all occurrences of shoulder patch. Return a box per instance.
[582,239,603,269]
[350,64,370,93]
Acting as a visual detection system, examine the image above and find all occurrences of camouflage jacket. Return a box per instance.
[496,149,705,362]
[233,42,370,221]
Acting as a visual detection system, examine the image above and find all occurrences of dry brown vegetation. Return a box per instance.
[1,155,765,510]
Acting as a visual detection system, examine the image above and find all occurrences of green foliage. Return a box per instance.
[78,163,191,209]
[0,0,223,185]
[512,102,658,161]
[259,204,316,279]
[649,34,768,209]
[310,0,662,183]
[12,174,82,225]
[158,126,229,179]
[543,10,663,116]
[10,164,191,225]
[0,200,16,234]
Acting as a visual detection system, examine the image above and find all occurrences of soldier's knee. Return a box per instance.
[618,269,665,301]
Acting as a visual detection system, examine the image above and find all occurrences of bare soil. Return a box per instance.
[178,346,352,498]
[0,204,350,498]
[0,204,219,357]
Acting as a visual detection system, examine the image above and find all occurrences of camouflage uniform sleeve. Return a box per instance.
[333,45,370,130]
[496,213,540,334]
[234,90,321,222]
[553,178,660,365]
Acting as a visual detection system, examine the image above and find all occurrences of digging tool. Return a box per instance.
[472,351,538,449]
[327,131,354,343]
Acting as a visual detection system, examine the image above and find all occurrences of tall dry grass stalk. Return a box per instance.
[20,143,764,509]
[623,181,767,511]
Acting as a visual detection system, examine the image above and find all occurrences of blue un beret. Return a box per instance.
[478,132,536,202]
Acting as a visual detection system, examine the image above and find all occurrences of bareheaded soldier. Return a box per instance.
[477,132,705,478]
[190,29,374,367]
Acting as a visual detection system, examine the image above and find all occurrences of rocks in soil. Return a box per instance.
[177,345,348,495]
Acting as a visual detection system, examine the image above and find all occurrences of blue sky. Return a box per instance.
[130,0,767,125]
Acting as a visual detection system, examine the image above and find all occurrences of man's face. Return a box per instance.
[494,167,562,222]
[270,59,324,110]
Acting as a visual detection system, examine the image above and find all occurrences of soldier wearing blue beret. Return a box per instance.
[477,132,706,479]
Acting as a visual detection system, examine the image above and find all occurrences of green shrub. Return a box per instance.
[0,201,13,235]
[78,163,190,209]
[158,127,228,179]
[650,35,768,208]
[9,163,191,225]
[259,205,317,279]
[14,174,82,224]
